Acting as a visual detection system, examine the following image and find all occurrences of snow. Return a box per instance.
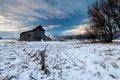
[0,39,120,80]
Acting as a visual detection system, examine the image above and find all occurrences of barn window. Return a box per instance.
[28,34,31,37]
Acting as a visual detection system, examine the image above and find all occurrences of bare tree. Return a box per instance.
[84,26,98,42]
[88,0,120,42]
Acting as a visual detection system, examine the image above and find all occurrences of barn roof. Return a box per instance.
[21,25,45,34]
[32,25,45,31]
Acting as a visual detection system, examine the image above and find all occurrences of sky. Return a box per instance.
[0,0,96,38]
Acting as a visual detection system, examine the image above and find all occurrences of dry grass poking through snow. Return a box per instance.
[0,39,120,80]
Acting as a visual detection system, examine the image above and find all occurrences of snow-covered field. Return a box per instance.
[0,39,120,80]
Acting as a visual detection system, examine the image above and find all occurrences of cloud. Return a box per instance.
[0,0,96,38]
[0,0,67,36]
[81,18,90,24]
[0,15,32,33]
[0,0,94,20]
[62,24,90,36]
[0,16,20,32]
[44,25,60,30]
[0,15,4,19]
[0,0,67,20]
[0,25,32,33]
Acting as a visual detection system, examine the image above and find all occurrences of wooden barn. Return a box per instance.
[20,25,51,41]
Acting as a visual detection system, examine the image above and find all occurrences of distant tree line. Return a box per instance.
[0,37,2,39]
[88,0,120,42]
